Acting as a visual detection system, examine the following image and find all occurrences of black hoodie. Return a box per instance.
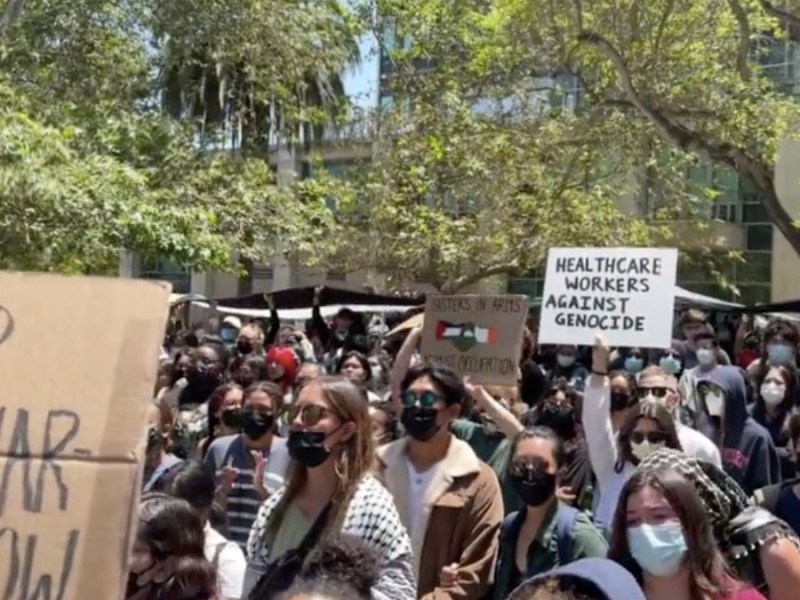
[698,366,781,495]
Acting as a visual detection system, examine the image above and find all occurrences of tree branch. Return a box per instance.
[0,0,25,36]
[449,264,523,293]
[726,0,752,80]
[757,0,800,33]
[577,30,720,154]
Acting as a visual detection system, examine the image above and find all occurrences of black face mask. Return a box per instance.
[220,407,243,430]
[236,340,253,355]
[287,430,331,467]
[170,368,187,387]
[187,364,220,389]
[401,406,440,442]
[241,408,274,440]
[510,470,557,507]
[538,402,576,439]
[610,392,632,413]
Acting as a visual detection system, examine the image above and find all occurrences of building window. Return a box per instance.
[712,202,738,222]
[252,266,274,280]
[746,224,773,251]
[738,252,771,284]
[738,284,771,304]
[507,278,543,299]
[139,257,191,294]
[742,201,770,224]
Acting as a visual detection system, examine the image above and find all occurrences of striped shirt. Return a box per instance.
[204,434,290,549]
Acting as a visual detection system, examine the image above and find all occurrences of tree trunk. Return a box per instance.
[737,155,800,257]
[0,0,25,36]
[237,256,254,296]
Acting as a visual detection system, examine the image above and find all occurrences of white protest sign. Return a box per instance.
[538,247,678,348]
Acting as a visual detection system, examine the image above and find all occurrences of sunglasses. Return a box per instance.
[509,457,548,477]
[636,387,669,399]
[630,430,668,445]
[401,390,440,408]
[286,404,331,427]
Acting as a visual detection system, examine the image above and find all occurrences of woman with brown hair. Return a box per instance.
[608,467,765,600]
[127,493,218,600]
[243,376,415,600]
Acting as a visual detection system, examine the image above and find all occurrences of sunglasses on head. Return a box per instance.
[637,387,669,399]
[287,404,331,427]
[630,430,668,445]
[401,390,440,408]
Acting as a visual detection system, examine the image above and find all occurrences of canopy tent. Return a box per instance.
[673,286,743,310]
[186,286,423,320]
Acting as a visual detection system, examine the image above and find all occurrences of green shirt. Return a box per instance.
[451,418,521,514]
[267,504,312,560]
[493,501,609,599]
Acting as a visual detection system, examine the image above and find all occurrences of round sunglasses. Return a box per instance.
[630,430,668,445]
[286,403,332,427]
[400,390,441,408]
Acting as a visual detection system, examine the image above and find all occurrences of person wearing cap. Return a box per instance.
[678,310,731,370]
[220,315,242,345]
[507,558,646,600]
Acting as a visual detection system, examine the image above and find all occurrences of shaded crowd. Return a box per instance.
[129,294,800,600]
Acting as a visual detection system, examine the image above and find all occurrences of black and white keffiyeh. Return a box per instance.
[246,474,416,600]
[639,448,800,595]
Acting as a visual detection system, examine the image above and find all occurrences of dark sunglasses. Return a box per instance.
[509,456,548,477]
[630,430,668,445]
[636,387,668,399]
[401,390,440,408]
[286,404,331,427]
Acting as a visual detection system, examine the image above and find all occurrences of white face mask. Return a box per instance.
[696,348,715,366]
[631,440,665,462]
[760,382,786,407]
[704,391,725,417]
[557,354,576,368]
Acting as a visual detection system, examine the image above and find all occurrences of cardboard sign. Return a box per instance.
[538,247,678,348]
[0,272,169,599]
[420,295,528,385]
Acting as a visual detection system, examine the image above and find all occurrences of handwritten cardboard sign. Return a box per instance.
[0,272,169,599]
[538,247,678,348]
[420,295,528,385]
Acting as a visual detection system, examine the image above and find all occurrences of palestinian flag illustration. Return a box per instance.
[434,321,497,352]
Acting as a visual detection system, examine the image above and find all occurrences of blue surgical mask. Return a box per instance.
[659,355,682,375]
[627,521,687,577]
[767,343,794,366]
[624,356,644,374]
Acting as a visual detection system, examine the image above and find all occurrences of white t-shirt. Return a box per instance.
[204,523,246,599]
[405,460,440,534]
[676,422,721,467]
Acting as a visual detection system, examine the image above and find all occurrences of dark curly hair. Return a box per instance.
[297,534,380,598]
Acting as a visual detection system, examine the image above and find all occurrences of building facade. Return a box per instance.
[126,28,800,303]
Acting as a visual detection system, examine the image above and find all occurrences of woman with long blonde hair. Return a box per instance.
[243,376,415,600]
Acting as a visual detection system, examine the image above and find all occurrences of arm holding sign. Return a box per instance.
[391,326,422,410]
[581,335,619,484]
[465,380,523,439]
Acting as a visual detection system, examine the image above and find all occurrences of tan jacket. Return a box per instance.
[375,436,503,600]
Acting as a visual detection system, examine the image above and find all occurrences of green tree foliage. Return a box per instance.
[0,0,349,274]
[306,0,800,291]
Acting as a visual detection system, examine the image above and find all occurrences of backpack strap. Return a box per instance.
[555,505,579,565]
[211,542,226,568]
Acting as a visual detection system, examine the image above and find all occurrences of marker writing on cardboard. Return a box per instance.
[0,305,14,348]
[0,408,82,600]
